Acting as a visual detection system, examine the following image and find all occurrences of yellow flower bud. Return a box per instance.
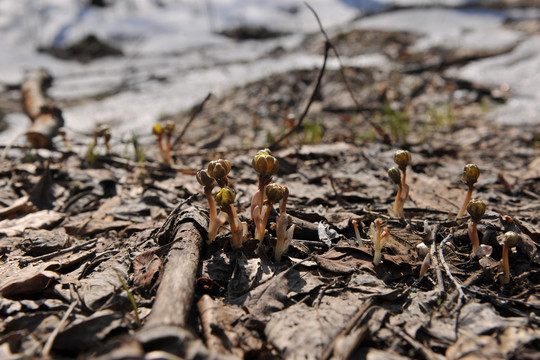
[466,199,486,223]
[207,159,231,179]
[216,186,235,207]
[252,149,279,177]
[152,123,163,136]
[461,164,480,187]
[393,150,411,170]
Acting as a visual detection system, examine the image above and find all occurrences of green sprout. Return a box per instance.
[114,269,141,325]
[457,164,480,218]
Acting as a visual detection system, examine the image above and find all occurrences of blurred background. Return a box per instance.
[0,0,539,147]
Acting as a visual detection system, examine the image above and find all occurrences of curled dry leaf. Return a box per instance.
[132,250,162,290]
[0,262,60,298]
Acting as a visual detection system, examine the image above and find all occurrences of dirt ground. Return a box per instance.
[1,23,539,360]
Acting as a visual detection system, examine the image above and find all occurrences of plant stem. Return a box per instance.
[205,186,219,243]
[501,244,510,284]
[457,186,473,218]
[224,205,243,249]
[467,221,479,255]
[255,203,272,245]
[394,184,403,217]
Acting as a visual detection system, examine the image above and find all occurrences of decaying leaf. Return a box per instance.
[132,250,162,290]
[0,262,60,298]
[0,210,63,237]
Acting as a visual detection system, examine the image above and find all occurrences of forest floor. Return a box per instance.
[1,8,540,360]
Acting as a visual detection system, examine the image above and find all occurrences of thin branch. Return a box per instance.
[439,233,468,313]
[303,1,391,144]
[387,323,446,360]
[41,301,77,357]
[172,92,212,149]
[20,238,98,265]
[269,40,329,150]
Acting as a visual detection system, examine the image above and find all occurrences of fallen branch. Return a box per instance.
[41,301,78,357]
[145,221,203,328]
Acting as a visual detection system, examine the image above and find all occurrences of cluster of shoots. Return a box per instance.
[370,218,390,265]
[499,231,519,285]
[251,149,280,245]
[196,159,245,249]
[457,164,480,218]
[249,149,294,261]
[388,150,411,217]
[351,218,391,265]
[196,149,294,261]
[152,121,175,165]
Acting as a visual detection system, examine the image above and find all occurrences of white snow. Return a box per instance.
[0,0,537,146]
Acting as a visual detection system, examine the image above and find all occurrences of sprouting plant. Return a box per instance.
[207,159,232,188]
[196,169,223,243]
[457,164,480,218]
[388,149,411,217]
[196,159,232,243]
[351,219,363,246]
[251,149,279,244]
[302,121,325,144]
[114,269,141,325]
[369,218,390,265]
[388,167,403,217]
[274,186,295,263]
[499,231,519,285]
[253,183,284,246]
[131,132,146,177]
[380,101,409,144]
[164,120,175,163]
[466,199,486,256]
[95,125,112,153]
[215,186,245,249]
[87,125,112,165]
[152,122,173,165]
